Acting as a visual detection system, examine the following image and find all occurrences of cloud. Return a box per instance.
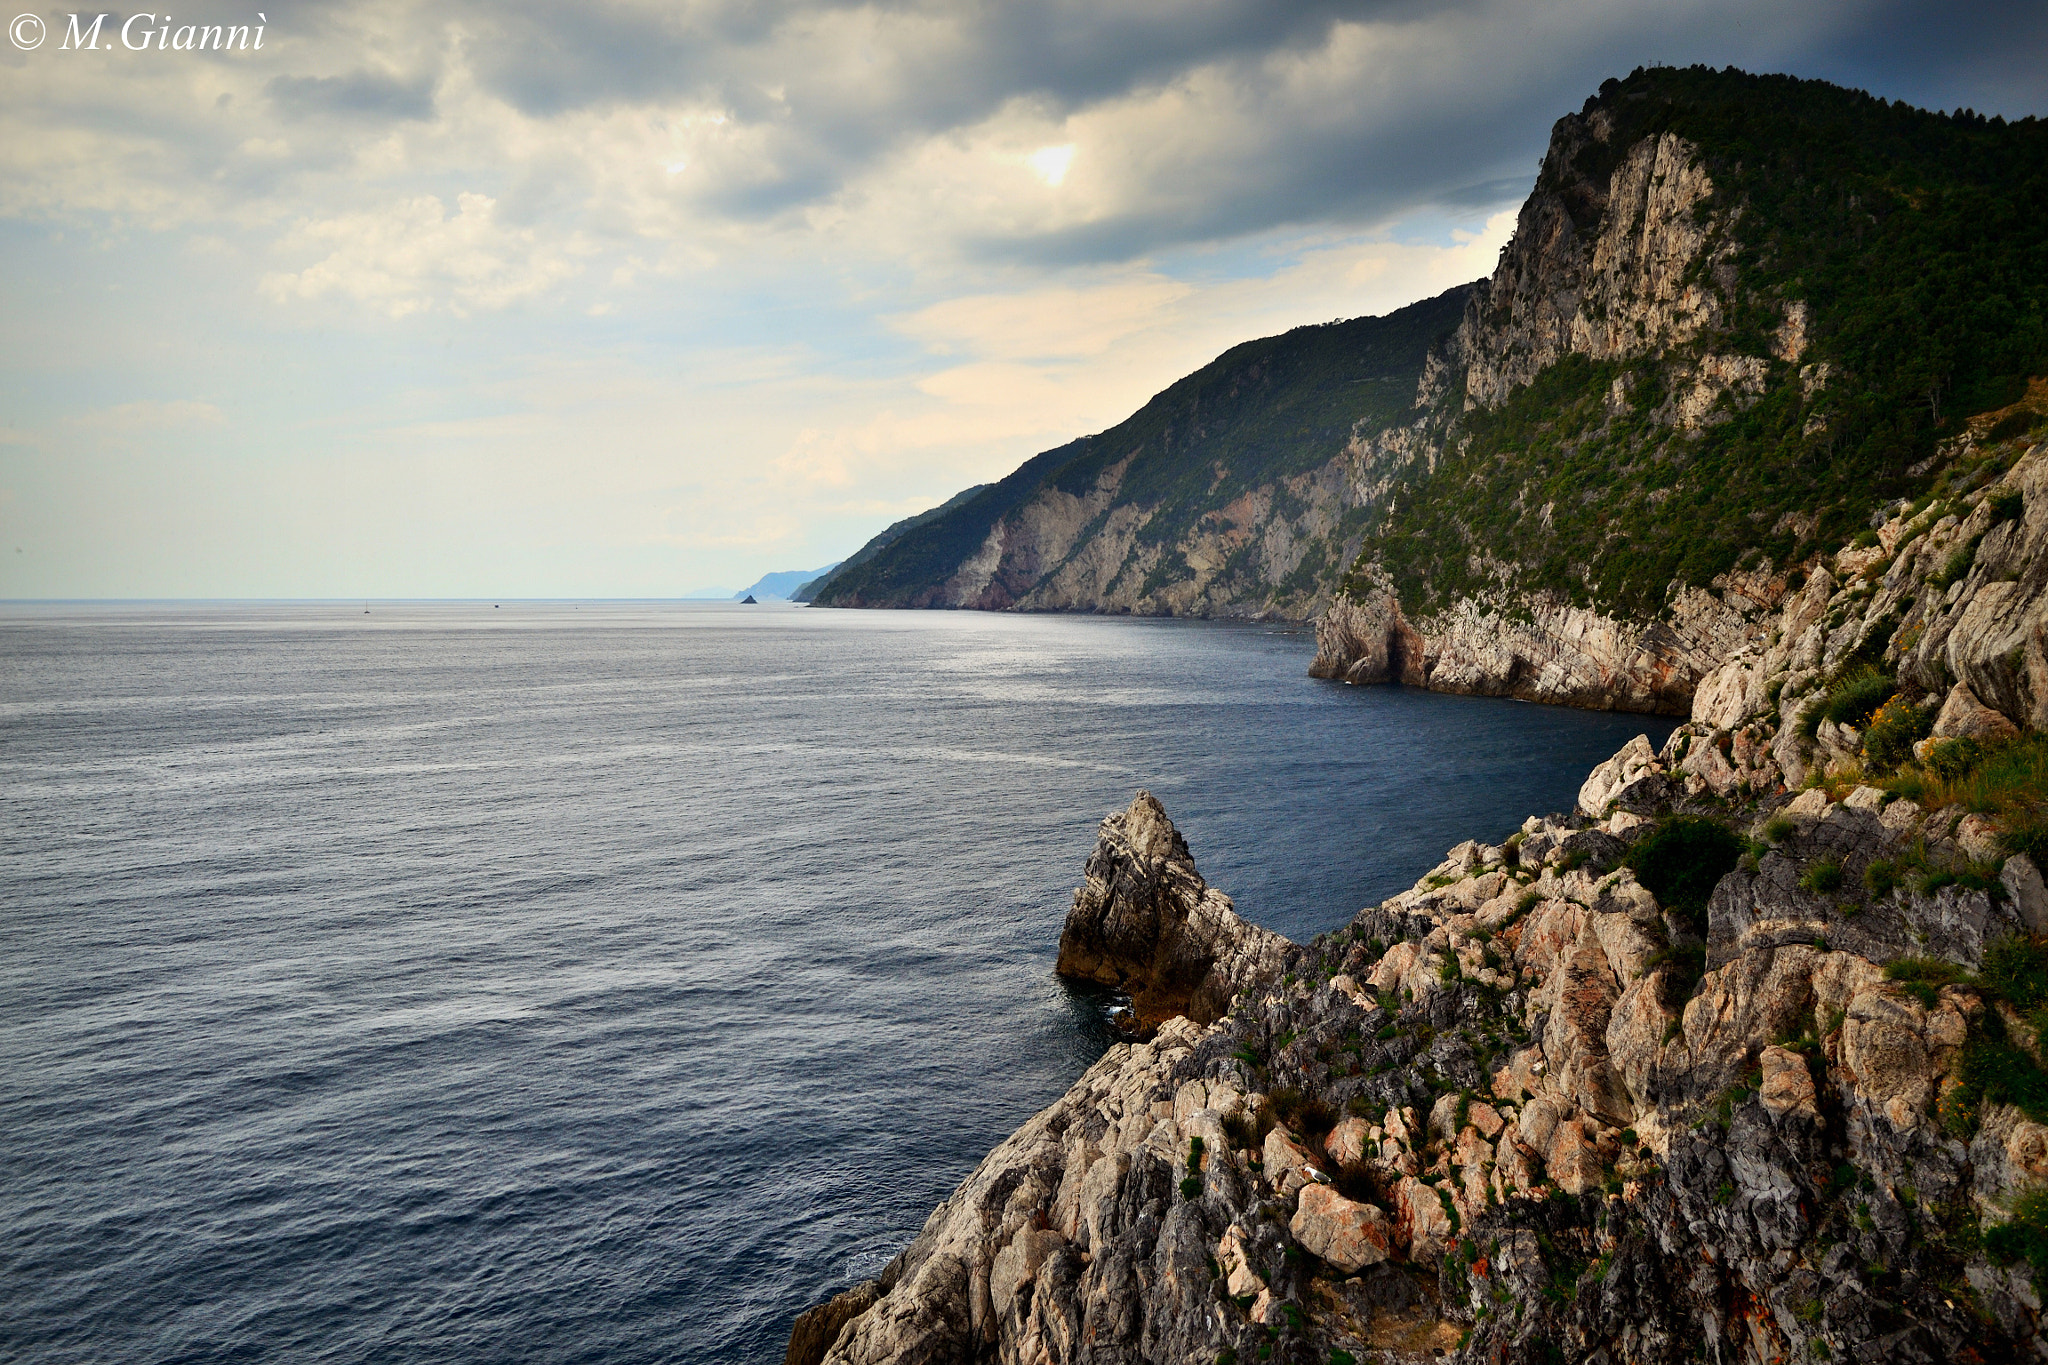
[267,70,438,121]
[261,192,584,316]
[9,0,2039,280]
[5,0,2044,595]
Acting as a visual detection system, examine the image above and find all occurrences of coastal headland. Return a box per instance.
[787,63,2048,1365]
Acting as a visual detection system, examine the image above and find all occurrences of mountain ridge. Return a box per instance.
[809,286,1472,618]
[813,65,2048,723]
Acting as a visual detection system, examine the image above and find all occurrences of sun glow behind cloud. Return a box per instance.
[1028,145,1077,186]
[0,0,2040,595]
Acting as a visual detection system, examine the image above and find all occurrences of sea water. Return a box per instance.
[0,602,1672,1363]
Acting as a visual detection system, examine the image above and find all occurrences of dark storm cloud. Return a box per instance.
[462,0,1453,119]
[244,0,2048,262]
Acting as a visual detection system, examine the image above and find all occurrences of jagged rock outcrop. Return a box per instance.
[791,758,2048,1364]
[1680,423,2048,787]
[1055,792,1292,1030]
[793,756,2048,1365]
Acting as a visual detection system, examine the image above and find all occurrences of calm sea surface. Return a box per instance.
[0,602,1672,1364]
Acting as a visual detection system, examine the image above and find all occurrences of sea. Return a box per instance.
[0,602,1674,1364]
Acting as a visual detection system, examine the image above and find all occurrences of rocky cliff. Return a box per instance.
[812,67,2047,731]
[787,415,2048,1365]
[807,288,1472,619]
[1313,68,2048,712]
[1053,792,1291,1030]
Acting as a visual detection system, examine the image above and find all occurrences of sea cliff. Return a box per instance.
[808,68,2048,737]
[789,422,2048,1364]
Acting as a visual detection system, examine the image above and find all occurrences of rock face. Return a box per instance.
[1676,432,2048,789]
[793,756,2048,1364]
[1308,573,1759,714]
[1306,94,1783,711]
[810,289,1471,621]
[1055,792,1291,1027]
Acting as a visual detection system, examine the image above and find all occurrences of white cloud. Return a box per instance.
[3,0,2038,594]
[260,192,583,316]
[1028,144,1076,186]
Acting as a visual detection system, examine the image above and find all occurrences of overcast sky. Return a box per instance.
[1,0,2041,597]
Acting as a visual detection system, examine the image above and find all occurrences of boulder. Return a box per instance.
[1391,1175,1456,1262]
[1216,1225,1264,1298]
[1545,1116,1606,1195]
[1757,1044,1819,1123]
[1578,735,1659,816]
[2003,854,2048,934]
[1289,1185,1394,1272]
[1263,1125,1322,1195]
[1932,681,2021,743]
[1326,1117,1372,1170]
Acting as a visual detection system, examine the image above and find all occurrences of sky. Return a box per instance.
[1,1,2042,598]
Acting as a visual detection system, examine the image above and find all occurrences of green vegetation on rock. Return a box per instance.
[1347,66,2048,621]
[1624,816,1745,934]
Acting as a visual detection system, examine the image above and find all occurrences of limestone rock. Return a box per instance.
[1325,1117,1372,1171]
[1308,586,1426,686]
[786,1279,884,1365]
[1391,1175,1455,1262]
[1263,1125,1323,1195]
[1579,735,1660,816]
[2004,853,2048,934]
[1757,1044,1819,1123]
[1055,791,1290,1026]
[1289,1185,1393,1273]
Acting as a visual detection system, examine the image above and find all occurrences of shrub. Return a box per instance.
[1961,1036,2048,1123]
[2005,823,2048,865]
[1986,1187,2048,1297]
[1822,666,1896,729]
[1863,696,1933,774]
[1626,817,1746,935]
[1885,955,1967,1007]
[1980,934,2048,1010]
[1924,736,1986,781]
[1987,411,2042,444]
[1801,664,1894,737]
[1762,814,1796,844]
[1934,535,1983,589]
[1991,488,2027,523]
[1180,1176,1203,1199]
[1799,859,1844,895]
[1865,859,1900,895]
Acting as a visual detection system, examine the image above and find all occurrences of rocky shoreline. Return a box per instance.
[788,423,2048,1364]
